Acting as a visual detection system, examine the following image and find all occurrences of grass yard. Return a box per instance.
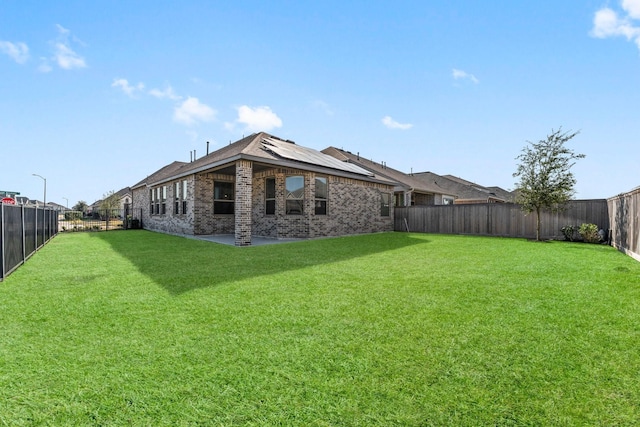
[1,231,639,426]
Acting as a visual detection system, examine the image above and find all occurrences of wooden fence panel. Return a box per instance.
[608,188,640,262]
[395,200,609,240]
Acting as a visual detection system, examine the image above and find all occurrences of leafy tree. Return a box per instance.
[513,128,585,241]
[99,191,120,218]
[72,200,88,214]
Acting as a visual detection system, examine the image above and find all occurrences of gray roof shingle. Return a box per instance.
[133,133,393,189]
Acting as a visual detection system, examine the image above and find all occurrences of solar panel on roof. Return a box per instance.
[261,137,374,177]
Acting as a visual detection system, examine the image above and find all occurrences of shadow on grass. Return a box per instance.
[91,231,429,295]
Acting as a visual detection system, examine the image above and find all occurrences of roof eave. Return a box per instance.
[144,154,395,187]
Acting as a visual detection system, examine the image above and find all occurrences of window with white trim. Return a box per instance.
[154,187,160,214]
[175,182,180,214]
[182,180,188,214]
[161,185,167,214]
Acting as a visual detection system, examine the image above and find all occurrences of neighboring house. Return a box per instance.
[88,187,132,215]
[87,200,100,215]
[47,202,66,211]
[413,172,515,204]
[131,133,396,246]
[26,199,45,207]
[114,187,132,211]
[321,147,456,206]
[15,196,30,205]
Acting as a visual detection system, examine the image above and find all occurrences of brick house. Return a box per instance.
[131,133,395,246]
[322,147,457,206]
[412,172,514,204]
[322,147,515,205]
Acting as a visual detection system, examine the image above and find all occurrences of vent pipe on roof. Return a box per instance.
[194,149,196,161]
[357,152,359,160]
[190,151,192,162]
[206,141,210,155]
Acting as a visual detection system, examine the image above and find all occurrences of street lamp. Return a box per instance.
[32,174,46,207]
[62,197,69,209]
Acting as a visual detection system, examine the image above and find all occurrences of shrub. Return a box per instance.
[561,225,576,241]
[579,223,601,243]
[64,211,82,221]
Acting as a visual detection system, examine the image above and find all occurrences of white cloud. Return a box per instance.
[235,105,283,132]
[53,42,86,69]
[51,24,87,69]
[0,41,29,64]
[591,2,640,50]
[623,0,640,19]
[174,97,217,125]
[56,24,70,35]
[452,68,479,84]
[112,78,145,97]
[149,85,181,100]
[382,116,413,130]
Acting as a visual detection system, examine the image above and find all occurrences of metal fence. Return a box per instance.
[1,204,58,281]
[608,188,640,262]
[58,208,142,232]
[394,200,610,241]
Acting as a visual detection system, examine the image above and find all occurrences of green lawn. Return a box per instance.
[1,231,639,426]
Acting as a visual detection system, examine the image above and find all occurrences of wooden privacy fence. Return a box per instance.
[608,187,640,262]
[1,204,58,281]
[394,200,609,241]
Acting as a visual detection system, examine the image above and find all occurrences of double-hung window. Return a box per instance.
[314,177,327,215]
[174,180,188,215]
[286,176,304,215]
[161,186,167,214]
[182,180,188,214]
[175,182,180,214]
[149,189,154,215]
[380,193,390,217]
[265,178,276,215]
[154,188,161,214]
[214,181,234,214]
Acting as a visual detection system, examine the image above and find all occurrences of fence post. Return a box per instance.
[34,206,38,250]
[21,205,26,265]
[1,203,4,280]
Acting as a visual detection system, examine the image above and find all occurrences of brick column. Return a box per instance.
[235,160,253,246]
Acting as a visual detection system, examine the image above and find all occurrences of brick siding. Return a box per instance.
[133,162,394,242]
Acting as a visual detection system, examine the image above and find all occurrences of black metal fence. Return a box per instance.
[1,204,58,281]
[58,208,142,232]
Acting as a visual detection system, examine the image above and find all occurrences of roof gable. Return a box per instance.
[413,172,513,202]
[322,147,448,195]
[135,133,389,188]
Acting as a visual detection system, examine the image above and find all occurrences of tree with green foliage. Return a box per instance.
[72,200,88,214]
[99,191,120,219]
[513,128,585,241]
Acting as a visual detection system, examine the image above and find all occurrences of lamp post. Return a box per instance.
[32,174,46,207]
[62,197,69,209]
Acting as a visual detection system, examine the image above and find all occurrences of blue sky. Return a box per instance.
[2,0,639,206]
